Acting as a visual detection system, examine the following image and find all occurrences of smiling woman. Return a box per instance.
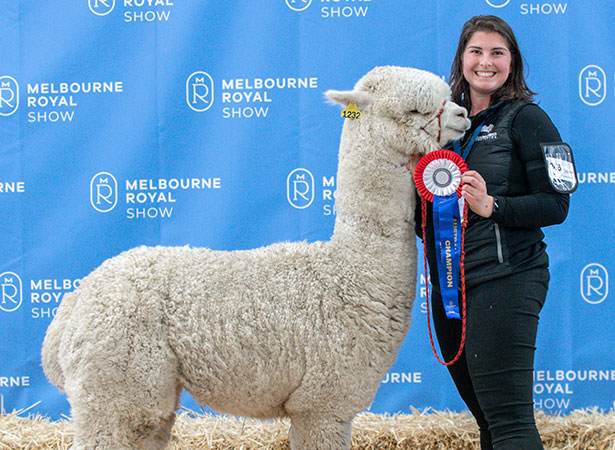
[414,14,575,450]
[449,15,537,118]
[461,31,512,116]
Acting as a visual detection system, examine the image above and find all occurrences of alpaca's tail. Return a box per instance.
[41,290,79,391]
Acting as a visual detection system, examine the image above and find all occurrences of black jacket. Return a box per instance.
[416,99,570,289]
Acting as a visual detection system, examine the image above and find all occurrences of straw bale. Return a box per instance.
[1,408,614,449]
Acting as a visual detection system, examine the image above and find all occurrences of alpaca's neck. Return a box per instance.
[330,121,416,247]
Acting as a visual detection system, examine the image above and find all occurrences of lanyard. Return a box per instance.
[453,119,485,160]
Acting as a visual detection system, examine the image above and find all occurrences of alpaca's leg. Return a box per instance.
[64,337,182,450]
[68,383,181,450]
[289,414,352,450]
[69,412,176,450]
[133,410,178,450]
[60,281,184,448]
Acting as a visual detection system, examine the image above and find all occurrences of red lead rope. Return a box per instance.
[421,196,468,366]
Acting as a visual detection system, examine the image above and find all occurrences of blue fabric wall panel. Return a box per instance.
[0,0,613,420]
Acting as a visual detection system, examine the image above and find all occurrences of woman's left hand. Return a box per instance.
[461,170,495,218]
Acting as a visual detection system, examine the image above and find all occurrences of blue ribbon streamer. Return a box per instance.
[433,193,462,320]
[453,119,485,160]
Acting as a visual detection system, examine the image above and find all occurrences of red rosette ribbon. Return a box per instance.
[414,149,468,202]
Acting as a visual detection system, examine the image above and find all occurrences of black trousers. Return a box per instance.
[431,268,549,450]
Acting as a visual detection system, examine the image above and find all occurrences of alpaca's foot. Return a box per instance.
[289,414,352,450]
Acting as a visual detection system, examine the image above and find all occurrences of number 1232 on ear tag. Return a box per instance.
[341,102,361,120]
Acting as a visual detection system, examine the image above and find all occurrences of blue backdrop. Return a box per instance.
[1,0,613,420]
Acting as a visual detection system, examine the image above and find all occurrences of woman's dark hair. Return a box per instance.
[449,15,537,111]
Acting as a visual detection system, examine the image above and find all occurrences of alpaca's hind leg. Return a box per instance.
[134,408,178,450]
[68,383,181,450]
[69,412,176,450]
[289,414,352,450]
[65,343,182,450]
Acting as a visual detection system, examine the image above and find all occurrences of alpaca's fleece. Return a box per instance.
[42,66,470,450]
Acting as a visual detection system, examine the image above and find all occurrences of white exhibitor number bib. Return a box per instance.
[541,142,578,194]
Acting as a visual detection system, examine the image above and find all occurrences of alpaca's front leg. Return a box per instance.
[289,414,352,450]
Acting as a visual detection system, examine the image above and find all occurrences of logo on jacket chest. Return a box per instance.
[475,123,498,142]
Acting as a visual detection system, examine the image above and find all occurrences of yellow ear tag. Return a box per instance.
[341,101,361,120]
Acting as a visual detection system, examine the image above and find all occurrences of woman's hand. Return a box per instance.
[461,170,495,218]
[405,155,422,174]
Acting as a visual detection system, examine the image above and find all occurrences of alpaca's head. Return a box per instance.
[326,66,471,159]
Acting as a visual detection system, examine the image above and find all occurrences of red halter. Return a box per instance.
[420,100,447,144]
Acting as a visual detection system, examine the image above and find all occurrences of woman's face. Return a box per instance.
[462,31,512,101]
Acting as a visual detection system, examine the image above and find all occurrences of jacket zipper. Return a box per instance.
[494,223,504,263]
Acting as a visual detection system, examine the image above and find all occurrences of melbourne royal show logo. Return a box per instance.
[90,172,118,213]
[0,272,23,313]
[89,0,174,22]
[286,0,370,18]
[485,0,511,7]
[580,263,609,304]
[0,76,19,117]
[287,168,314,209]
[88,0,116,16]
[486,0,568,14]
[579,65,607,106]
[90,172,222,219]
[286,0,312,11]
[187,72,214,112]
[188,72,319,119]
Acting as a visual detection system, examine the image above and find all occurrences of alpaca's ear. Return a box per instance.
[325,89,373,109]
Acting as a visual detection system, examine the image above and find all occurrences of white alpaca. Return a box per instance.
[42,66,470,450]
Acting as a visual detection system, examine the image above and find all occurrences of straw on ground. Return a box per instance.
[1,408,614,450]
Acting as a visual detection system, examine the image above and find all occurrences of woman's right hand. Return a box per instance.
[405,155,422,175]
